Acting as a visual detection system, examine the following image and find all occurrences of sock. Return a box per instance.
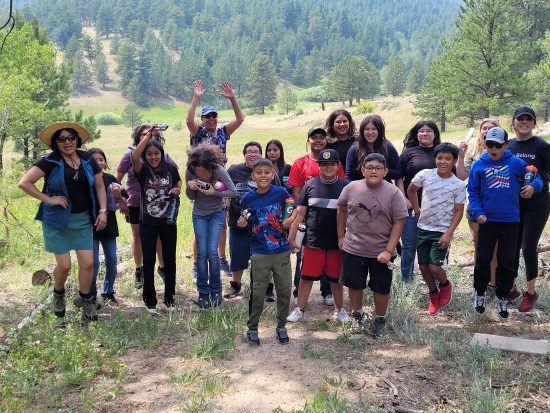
[54,287,65,295]
[79,291,92,300]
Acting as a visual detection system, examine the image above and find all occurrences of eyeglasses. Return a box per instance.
[245,150,261,155]
[363,166,385,172]
[203,113,217,119]
[485,142,504,149]
[57,135,77,143]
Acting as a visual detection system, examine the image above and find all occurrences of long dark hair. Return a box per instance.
[140,139,169,178]
[132,124,165,147]
[356,115,389,166]
[186,142,224,177]
[324,109,356,142]
[265,139,286,171]
[403,121,441,148]
[88,147,108,169]
[50,128,83,152]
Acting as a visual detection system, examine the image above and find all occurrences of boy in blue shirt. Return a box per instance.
[238,158,297,345]
[468,127,542,319]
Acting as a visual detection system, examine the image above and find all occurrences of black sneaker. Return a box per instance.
[157,266,165,281]
[210,292,223,308]
[223,281,242,299]
[52,290,66,317]
[473,292,486,314]
[265,283,275,302]
[195,293,210,309]
[134,268,143,289]
[351,311,365,332]
[102,294,118,305]
[247,330,260,346]
[276,328,290,345]
[371,316,386,338]
[496,298,509,320]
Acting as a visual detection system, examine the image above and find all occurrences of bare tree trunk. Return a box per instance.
[0,132,5,174]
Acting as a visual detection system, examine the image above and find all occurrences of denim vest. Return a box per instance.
[35,151,97,228]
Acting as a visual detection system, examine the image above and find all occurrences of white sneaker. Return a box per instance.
[146,307,159,315]
[287,307,304,322]
[323,294,334,306]
[333,308,350,323]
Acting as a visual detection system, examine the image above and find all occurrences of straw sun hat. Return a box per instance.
[39,122,90,146]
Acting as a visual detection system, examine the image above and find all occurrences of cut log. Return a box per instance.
[471,333,550,355]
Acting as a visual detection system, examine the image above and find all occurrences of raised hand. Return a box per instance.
[220,82,236,100]
[193,80,204,98]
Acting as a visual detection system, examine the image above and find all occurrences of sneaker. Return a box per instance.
[165,302,176,312]
[73,296,102,310]
[157,266,165,281]
[428,290,440,315]
[195,293,210,309]
[323,294,334,306]
[146,306,159,315]
[82,297,99,322]
[496,297,509,319]
[102,294,118,306]
[351,311,365,332]
[210,292,223,308]
[473,292,486,314]
[223,281,242,299]
[219,257,232,277]
[438,282,452,308]
[247,330,260,346]
[507,286,521,302]
[191,262,197,284]
[371,316,386,338]
[265,283,275,302]
[134,268,143,289]
[333,308,350,323]
[52,290,66,317]
[276,328,290,345]
[518,291,539,313]
[287,307,304,322]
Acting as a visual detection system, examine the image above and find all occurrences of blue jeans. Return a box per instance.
[91,238,118,299]
[400,213,417,283]
[193,210,225,295]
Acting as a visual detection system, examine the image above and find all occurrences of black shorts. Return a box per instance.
[128,206,141,224]
[340,251,393,294]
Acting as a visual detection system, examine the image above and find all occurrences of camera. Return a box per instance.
[196,180,211,190]
[156,123,169,131]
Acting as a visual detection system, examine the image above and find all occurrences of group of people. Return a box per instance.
[18,80,548,345]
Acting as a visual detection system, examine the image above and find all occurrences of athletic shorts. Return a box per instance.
[128,206,141,224]
[340,251,393,294]
[416,228,448,266]
[229,227,251,272]
[300,247,342,282]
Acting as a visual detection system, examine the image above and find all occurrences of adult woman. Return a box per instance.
[398,121,441,283]
[265,139,291,188]
[132,126,181,314]
[18,122,107,322]
[116,125,170,288]
[508,106,550,311]
[345,114,401,182]
[325,109,356,171]
[186,143,237,308]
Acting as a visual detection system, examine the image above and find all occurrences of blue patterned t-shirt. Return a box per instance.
[190,125,229,153]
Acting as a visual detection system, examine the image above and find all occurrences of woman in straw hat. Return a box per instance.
[18,122,107,323]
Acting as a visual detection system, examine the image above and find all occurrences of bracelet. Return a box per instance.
[99,209,108,214]
[384,250,392,255]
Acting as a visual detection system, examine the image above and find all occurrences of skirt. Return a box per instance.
[43,211,93,254]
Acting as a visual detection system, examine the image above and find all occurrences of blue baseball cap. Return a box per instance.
[201,106,218,116]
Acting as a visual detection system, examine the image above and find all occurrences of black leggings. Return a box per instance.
[513,199,550,282]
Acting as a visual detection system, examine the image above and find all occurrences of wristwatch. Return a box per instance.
[99,209,108,214]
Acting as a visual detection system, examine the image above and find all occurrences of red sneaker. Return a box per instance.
[428,291,440,315]
[439,282,452,308]
[518,291,538,312]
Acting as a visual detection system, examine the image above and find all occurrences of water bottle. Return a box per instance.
[282,197,295,219]
[213,181,226,191]
[165,195,180,225]
[522,165,538,187]
[294,223,306,251]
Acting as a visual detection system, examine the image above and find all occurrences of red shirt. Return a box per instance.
[288,155,345,188]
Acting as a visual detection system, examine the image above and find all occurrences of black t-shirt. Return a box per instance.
[399,146,436,206]
[136,163,181,226]
[298,176,349,249]
[35,153,101,214]
[93,173,119,240]
[327,137,355,171]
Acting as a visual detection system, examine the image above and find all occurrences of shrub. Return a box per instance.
[354,102,376,114]
[96,112,122,125]
[295,107,304,115]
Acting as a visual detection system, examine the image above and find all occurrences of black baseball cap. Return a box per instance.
[317,149,339,163]
[513,106,536,120]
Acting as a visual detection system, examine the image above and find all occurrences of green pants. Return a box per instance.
[247,251,292,331]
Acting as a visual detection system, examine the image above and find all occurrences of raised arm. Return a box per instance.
[132,126,154,174]
[186,80,203,137]
[220,82,245,136]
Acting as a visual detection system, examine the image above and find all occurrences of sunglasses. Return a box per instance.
[203,113,217,119]
[57,135,77,143]
[485,141,504,149]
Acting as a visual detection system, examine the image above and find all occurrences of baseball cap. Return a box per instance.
[201,106,219,116]
[317,149,339,163]
[513,106,536,120]
[307,127,327,138]
[485,127,508,144]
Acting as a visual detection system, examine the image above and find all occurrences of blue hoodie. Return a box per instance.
[467,150,542,222]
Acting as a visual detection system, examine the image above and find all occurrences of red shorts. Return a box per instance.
[300,247,343,282]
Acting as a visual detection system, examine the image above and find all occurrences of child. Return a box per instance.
[88,148,126,305]
[238,158,296,345]
[468,127,542,319]
[337,153,407,337]
[287,149,350,323]
[407,143,466,315]
[132,125,182,314]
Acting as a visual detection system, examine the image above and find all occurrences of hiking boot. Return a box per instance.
[157,266,165,281]
[191,262,197,284]
[195,293,210,309]
[333,308,350,323]
[351,311,365,332]
[265,283,275,302]
[276,328,290,345]
[371,316,386,338]
[518,291,538,313]
[323,294,334,306]
[428,290,440,315]
[219,257,232,277]
[507,286,521,302]
[134,267,143,289]
[210,292,223,308]
[247,330,260,346]
[473,292,486,314]
[287,307,304,322]
[82,297,99,322]
[223,281,242,299]
[438,282,452,308]
[52,290,66,317]
[73,296,102,310]
[496,297,509,320]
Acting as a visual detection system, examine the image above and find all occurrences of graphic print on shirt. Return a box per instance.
[251,203,288,251]
[144,174,172,218]
[349,195,382,224]
[484,165,510,189]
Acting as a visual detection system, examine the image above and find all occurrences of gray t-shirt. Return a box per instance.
[337,180,408,258]
[185,164,237,216]
[411,169,466,233]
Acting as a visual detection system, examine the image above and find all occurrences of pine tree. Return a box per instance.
[277,81,298,115]
[325,55,379,106]
[383,55,407,96]
[121,103,142,128]
[246,55,278,114]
